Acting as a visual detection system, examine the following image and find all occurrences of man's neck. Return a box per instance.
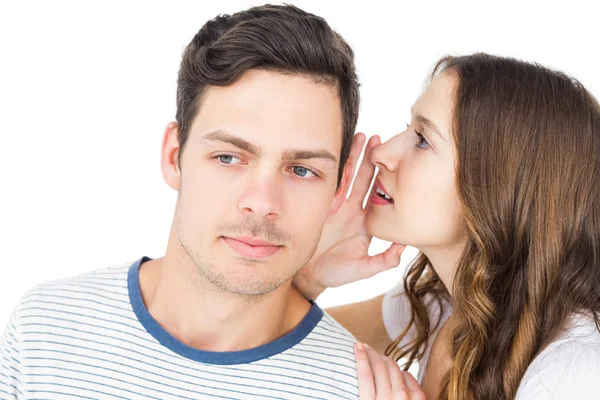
[138,255,312,352]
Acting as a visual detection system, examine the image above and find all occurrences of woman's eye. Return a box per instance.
[415,131,430,149]
[217,155,241,165]
[292,166,316,178]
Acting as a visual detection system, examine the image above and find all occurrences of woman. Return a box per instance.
[294,53,600,399]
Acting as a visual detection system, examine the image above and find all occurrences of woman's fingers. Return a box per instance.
[356,243,406,280]
[364,344,392,399]
[348,135,381,207]
[355,343,376,399]
[401,371,425,397]
[349,133,366,181]
[385,357,405,398]
[356,342,426,400]
[341,133,367,200]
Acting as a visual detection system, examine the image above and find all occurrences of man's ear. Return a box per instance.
[160,121,181,191]
[328,158,353,216]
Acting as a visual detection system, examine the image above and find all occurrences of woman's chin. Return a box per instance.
[365,209,405,244]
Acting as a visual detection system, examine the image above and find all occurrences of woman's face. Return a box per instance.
[366,72,465,252]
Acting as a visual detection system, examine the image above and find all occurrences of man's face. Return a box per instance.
[167,69,345,296]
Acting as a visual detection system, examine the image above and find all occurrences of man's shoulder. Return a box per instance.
[26,261,131,295]
[314,311,358,344]
[297,310,358,362]
[281,310,359,398]
[14,261,134,321]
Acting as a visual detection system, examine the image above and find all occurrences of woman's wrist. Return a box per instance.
[294,265,327,301]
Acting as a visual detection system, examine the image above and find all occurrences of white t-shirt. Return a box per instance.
[0,257,360,399]
[382,283,600,399]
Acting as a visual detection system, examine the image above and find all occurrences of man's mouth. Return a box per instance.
[221,236,283,259]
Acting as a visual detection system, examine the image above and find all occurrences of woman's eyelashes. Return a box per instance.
[214,154,319,180]
[415,130,430,149]
[405,122,431,150]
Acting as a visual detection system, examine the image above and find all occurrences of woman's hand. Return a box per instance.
[293,133,406,300]
[355,343,426,400]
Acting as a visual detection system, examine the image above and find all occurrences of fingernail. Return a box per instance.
[356,342,364,351]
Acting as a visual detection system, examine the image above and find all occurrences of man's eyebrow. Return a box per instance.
[202,130,338,165]
[201,130,261,156]
[414,114,445,141]
[282,149,338,165]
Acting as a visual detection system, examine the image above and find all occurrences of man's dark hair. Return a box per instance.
[176,3,360,186]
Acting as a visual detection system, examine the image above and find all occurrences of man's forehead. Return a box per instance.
[197,71,343,128]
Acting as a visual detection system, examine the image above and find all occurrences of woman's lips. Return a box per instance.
[370,192,394,205]
[370,178,394,205]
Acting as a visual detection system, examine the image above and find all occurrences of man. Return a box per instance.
[1,4,362,399]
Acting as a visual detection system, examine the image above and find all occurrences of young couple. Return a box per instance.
[1,4,599,400]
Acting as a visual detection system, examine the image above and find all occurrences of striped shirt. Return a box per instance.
[0,257,359,399]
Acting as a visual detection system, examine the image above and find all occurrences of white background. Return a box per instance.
[1,0,598,326]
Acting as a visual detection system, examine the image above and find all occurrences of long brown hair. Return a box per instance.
[386,53,600,399]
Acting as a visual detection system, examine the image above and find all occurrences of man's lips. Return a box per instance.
[228,236,280,246]
[221,236,283,259]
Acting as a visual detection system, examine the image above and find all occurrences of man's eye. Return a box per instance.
[217,155,241,164]
[292,166,316,178]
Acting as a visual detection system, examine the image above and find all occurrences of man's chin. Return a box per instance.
[210,278,281,297]
[199,261,283,296]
